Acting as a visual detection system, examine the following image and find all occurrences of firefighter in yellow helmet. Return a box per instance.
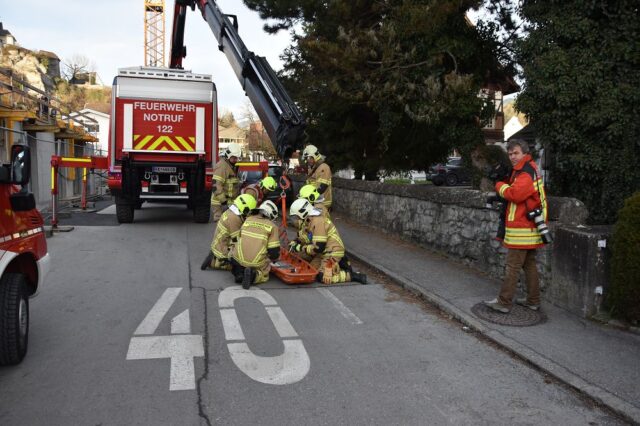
[201,194,256,270]
[289,198,367,284]
[302,144,332,211]
[230,200,281,289]
[289,184,328,257]
[241,176,278,205]
[211,143,242,221]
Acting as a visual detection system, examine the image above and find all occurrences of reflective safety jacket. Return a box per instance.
[231,215,280,268]
[211,207,244,259]
[495,154,548,249]
[300,213,344,259]
[306,159,332,208]
[212,158,240,203]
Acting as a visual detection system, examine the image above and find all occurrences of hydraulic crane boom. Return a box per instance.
[169,0,306,160]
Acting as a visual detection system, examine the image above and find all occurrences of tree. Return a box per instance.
[218,109,237,128]
[62,54,95,82]
[244,0,508,179]
[516,0,640,224]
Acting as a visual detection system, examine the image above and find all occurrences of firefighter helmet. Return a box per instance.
[290,198,313,219]
[259,176,277,192]
[258,200,278,220]
[223,143,242,159]
[298,184,320,203]
[233,193,257,215]
[302,144,321,162]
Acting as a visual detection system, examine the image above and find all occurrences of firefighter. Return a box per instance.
[230,200,281,289]
[289,198,367,284]
[302,144,332,211]
[201,194,257,271]
[241,176,278,205]
[289,184,328,259]
[211,142,242,221]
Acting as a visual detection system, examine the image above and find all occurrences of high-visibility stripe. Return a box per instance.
[132,135,196,151]
[0,226,43,243]
[242,230,268,241]
[508,202,517,221]
[50,167,55,190]
[61,157,91,163]
[498,184,509,198]
[134,135,154,150]
[267,241,280,249]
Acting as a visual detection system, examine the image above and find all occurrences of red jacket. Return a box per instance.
[495,154,548,249]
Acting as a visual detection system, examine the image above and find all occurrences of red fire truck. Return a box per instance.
[108,0,306,224]
[0,145,50,365]
[108,67,216,223]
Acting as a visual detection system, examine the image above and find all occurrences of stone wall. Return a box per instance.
[332,177,610,317]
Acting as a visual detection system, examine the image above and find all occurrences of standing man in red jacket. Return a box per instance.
[484,139,550,313]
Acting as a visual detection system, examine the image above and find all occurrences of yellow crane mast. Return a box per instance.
[144,0,165,67]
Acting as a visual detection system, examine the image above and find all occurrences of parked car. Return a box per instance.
[239,163,295,206]
[428,157,472,186]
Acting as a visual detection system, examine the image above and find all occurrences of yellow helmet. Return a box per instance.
[258,200,278,220]
[298,184,320,203]
[233,193,257,215]
[259,176,277,192]
[289,198,314,219]
[302,144,321,162]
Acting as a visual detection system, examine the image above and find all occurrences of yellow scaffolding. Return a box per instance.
[144,0,165,67]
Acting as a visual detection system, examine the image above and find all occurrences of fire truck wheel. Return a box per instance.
[116,203,134,223]
[194,203,210,223]
[0,273,29,365]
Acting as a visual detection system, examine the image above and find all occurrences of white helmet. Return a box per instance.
[289,198,314,220]
[302,144,321,162]
[258,200,278,220]
[223,142,242,159]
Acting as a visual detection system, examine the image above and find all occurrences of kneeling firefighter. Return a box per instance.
[241,176,278,205]
[230,200,281,289]
[289,198,367,284]
[201,194,257,270]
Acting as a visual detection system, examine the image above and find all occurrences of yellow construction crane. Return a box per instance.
[144,0,165,67]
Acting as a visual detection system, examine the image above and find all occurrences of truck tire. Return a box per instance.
[116,203,134,223]
[194,203,210,223]
[0,273,29,365]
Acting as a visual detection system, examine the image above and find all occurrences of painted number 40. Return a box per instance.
[157,125,173,133]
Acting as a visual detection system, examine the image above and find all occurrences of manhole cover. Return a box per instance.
[471,303,547,327]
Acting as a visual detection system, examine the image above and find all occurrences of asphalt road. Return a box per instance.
[0,201,624,425]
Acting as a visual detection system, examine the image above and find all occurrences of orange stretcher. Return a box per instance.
[269,175,318,284]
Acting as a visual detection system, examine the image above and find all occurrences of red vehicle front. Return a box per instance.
[0,145,50,365]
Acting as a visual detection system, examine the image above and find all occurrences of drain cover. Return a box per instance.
[471,303,547,327]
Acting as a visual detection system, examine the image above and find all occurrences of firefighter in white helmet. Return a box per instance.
[289,198,367,284]
[201,194,256,271]
[230,200,281,289]
[302,144,333,211]
[211,142,242,221]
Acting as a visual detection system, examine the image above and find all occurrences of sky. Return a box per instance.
[0,0,293,117]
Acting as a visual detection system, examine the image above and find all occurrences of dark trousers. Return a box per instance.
[498,249,540,307]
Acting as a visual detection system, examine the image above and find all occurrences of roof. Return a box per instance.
[83,103,111,115]
[79,108,110,119]
[508,123,536,142]
[219,125,247,140]
[0,23,10,37]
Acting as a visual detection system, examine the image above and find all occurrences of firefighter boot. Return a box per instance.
[351,271,368,285]
[242,268,256,290]
[201,251,215,270]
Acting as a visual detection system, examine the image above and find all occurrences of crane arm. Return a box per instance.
[169,0,306,160]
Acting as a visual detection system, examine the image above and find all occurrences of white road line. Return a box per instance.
[317,288,363,325]
[171,309,191,334]
[126,334,204,390]
[134,288,183,335]
[227,340,310,385]
[265,307,299,338]
[220,308,246,341]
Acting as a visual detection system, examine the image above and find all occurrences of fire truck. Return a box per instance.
[0,145,50,365]
[108,0,306,223]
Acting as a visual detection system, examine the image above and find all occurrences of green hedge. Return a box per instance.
[608,192,640,324]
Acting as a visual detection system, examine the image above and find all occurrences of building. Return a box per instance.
[0,23,17,47]
[71,108,110,155]
[218,124,247,157]
[503,115,525,141]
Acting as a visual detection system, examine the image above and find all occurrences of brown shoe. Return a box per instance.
[483,299,510,313]
[515,298,540,311]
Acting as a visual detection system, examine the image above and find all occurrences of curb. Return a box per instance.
[348,248,640,425]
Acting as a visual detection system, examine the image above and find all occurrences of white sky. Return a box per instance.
[0,0,293,117]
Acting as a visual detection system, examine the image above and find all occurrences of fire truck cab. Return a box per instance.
[0,145,50,365]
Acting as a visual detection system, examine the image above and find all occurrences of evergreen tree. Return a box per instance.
[245,0,509,179]
[516,0,640,223]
